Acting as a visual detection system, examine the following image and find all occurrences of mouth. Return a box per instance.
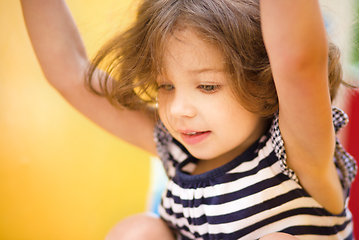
[184,132,202,136]
[180,131,211,145]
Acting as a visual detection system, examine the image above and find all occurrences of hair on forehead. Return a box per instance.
[86,0,349,117]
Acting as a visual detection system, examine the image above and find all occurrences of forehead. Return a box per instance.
[162,28,226,74]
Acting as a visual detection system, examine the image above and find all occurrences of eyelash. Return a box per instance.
[157,84,221,93]
[198,85,221,93]
[157,84,174,91]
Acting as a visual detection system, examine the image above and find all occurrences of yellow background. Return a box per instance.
[0,1,151,239]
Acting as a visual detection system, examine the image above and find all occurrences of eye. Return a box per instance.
[157,84,174,91]
[199,85,220,93]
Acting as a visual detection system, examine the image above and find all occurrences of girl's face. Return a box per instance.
[157,28,267,168]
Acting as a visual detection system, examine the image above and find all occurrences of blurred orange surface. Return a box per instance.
[0,1,151,239]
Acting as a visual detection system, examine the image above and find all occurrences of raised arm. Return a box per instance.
[20,0,157,154]
[21,0,88,90]
[260,0,343,214]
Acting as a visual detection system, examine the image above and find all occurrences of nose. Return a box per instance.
[169,90,197,119]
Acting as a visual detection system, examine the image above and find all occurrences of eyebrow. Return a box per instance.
[188,68,225,74]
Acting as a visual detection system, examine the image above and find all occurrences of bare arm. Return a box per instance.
[20,0,157,154]
[260,0,343,214]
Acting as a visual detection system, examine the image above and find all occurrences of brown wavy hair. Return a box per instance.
[86,0,352,117]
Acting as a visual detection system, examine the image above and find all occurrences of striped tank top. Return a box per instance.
[154,107,357,239]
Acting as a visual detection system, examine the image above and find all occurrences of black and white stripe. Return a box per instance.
[154,107,356,239]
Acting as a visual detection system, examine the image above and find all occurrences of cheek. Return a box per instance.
[217,97,259,128]
[157,91,172,109]
[157,98,170,125]
[209,95,240,118]
[157,104,166,123]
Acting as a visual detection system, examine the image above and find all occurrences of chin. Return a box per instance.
[187,149,221,161]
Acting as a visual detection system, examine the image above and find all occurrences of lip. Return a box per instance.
[180,131,211,145]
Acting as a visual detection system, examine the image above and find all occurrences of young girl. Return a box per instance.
[20,0,357,239]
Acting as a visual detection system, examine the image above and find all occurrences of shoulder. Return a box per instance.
[270,107,357,187]
[272,106,357,214]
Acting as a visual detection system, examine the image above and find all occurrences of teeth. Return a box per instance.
[186,132,197,136]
